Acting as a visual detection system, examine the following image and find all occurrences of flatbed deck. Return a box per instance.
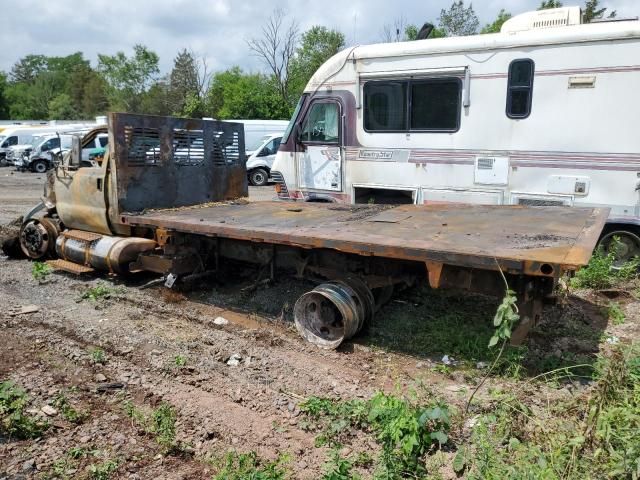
[124,202,608,277]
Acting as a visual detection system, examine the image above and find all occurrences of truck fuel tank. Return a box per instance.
[55,230,156,274]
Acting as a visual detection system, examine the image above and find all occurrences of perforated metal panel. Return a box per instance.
[109,113,247,214]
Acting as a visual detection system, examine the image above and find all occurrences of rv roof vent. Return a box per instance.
[500,7,582,34]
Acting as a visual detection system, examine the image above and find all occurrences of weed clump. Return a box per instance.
[31,261,51,281]
[465,343,640,479]
[300,391,450,477]
[571,240,638,289]
[0,381,49,439]
[123,400,184,453]
[210,451,290,480]
[81,282,123,302]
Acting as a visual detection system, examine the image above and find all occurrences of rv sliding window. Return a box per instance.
[506,59,534,119]
[363,78,461,133]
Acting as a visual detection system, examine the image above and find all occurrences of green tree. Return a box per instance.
[538,1,563,9]
[481,9,512,33]
[439,1,480,36]
[48,93,77,119]
[168,49,201,116]
[139,80,172,116]
[583,0,616,22]
[289,26,345,101]
[405,25,419,40]
[9,55,47,83]
[97,44,160,112]
[81,74,109,117]
[204,67,289,120]
[0,73,9,119]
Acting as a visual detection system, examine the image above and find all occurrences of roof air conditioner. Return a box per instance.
[500,7,582,34]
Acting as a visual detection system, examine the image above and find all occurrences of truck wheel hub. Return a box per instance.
[20,221,50,259]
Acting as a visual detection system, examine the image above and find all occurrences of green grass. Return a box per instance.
[605,301,626,325]
[31,261,52,281]
[463,342,640,479]
[365,286,500,361]
[570,240,639,290]
[0,380,49,439]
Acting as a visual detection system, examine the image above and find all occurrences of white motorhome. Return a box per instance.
[271,6,640,262]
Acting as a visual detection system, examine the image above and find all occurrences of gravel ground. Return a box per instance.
[1,166,639,479]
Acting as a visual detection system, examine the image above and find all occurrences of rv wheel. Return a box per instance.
[249,168,269,186]
[598,229,640,269]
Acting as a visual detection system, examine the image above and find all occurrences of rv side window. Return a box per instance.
[300,102,339,144]
[507,59,534,119]
[410,79,461,131]
[364,81,407,131]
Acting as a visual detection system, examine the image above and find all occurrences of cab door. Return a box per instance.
[297,100,342,192]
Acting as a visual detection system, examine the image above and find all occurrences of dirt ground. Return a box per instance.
[1,167,639,479]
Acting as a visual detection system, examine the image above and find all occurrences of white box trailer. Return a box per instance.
[270,6,640,263]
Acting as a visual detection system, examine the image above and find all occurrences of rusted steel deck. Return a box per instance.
[124,202,608,277]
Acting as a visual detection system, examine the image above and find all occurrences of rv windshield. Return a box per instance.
[281,94,307,144]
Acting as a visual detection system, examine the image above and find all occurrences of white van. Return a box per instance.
[1,127,71,164]
[271,6,640,262]
[227,120,288,155]
[245,133,283,186]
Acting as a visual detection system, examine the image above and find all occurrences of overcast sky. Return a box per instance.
[1,0,637,76]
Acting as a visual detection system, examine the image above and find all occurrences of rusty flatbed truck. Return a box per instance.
[18,113,608,348]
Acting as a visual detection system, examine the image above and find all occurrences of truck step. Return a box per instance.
[62,230,103,243]
[46,259,95,275]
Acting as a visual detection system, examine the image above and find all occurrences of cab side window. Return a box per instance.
[264,137,282,155]
[300,102,339,143]
[6,136,17,147]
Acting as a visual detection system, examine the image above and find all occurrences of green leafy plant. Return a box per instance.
[173,355,187,367]
[32,261,52,281]
[489,287,519,348]
[90,348,106,364]
[123,400,182,453]
[88,459,119,480]
[606,301,625,325]
[322,450,360,480]
[81,283,122,301]
[53,393,88,424]
[0,381,49,439]
[210,451,290,480]
[300,392,450,477]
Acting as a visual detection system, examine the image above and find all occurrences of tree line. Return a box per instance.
[0,0,616,121]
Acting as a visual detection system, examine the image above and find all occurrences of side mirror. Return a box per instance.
[41,145,49,152]
[70,135,82,167]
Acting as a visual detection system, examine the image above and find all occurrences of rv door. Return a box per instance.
[297,100,342,192]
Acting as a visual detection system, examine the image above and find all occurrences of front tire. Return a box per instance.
[249,168,269,187]
[31,160,48,174]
